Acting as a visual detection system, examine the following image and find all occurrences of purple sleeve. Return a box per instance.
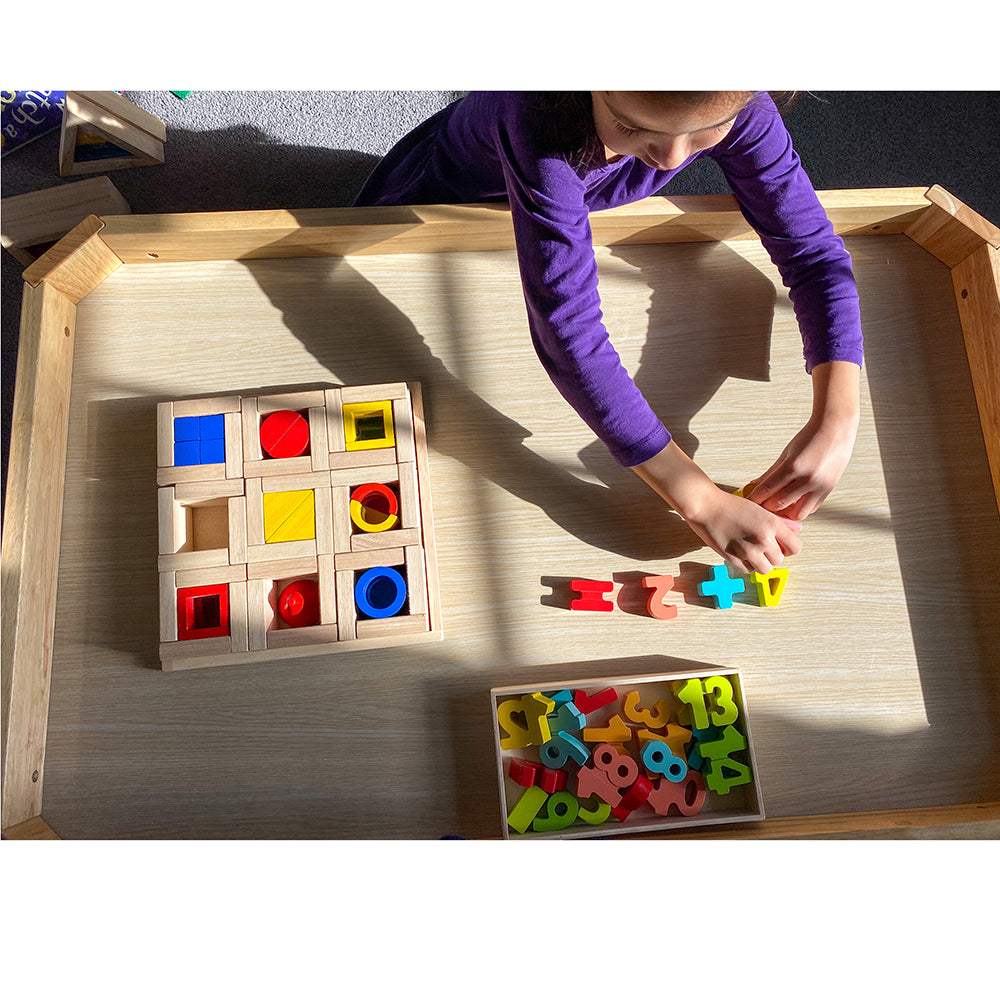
[490,97,672,468]
[710,95,864,373]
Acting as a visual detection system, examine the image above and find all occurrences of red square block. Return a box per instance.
[177,583,230,641]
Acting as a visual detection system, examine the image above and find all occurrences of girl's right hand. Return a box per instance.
[632,440,802,575]
[682,487,802,576]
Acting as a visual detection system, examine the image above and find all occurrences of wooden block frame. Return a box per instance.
[1,176,131,266]
[2,186,999,838]
[155,385,440,671]
[492,668,766,839]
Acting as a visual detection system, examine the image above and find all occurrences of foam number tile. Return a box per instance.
[750,567,788,607]
[582,713,631,744]
[641,574,679,620]
[573,687,618,716]
[532,790,580,832]
[540,731,590,770]
[641,740,688,782]
[646,770,708,818]
[507,785,549,834]
[547,700,586,735]
[497,692,556,750]
[623,689,670,729]
[575,742,638,808]
[672,677,711,730]
[704,675,739,726]
[575,762,624,807]
[698,725,752,795]
[577,795,612,825]
[592,743,639,789]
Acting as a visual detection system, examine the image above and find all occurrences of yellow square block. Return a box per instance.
[343,399,394,451]
[263,489,315,543]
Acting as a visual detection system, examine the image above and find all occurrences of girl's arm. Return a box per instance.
[632,439,802,575]
[745,360,861,519]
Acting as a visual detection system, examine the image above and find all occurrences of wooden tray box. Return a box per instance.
[2,185,998,839]
[492,668,765,839]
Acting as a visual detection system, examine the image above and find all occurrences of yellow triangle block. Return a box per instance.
[263,489,315,543]
[750,567,788,607]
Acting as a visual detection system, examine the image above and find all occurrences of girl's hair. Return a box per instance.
[535,91,801,169]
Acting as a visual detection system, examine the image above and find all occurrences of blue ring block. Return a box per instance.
[355,566,407,619]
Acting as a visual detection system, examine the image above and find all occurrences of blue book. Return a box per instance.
[1,90,66,156]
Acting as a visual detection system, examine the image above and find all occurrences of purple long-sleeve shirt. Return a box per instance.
[355,91,863,467]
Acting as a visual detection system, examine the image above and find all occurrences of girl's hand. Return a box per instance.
[684,487,803,576]
[633,440,802,575]
[746,411,859,520]
[746,361,862,520]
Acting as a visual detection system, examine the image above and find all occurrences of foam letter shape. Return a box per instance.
[623,689,670,729]
[750,567,789,607]
[569,579,614,611]
[507,785,548,834]
[641,574,679,620]
[647,770,708,817]
[578,795,612,825]
[532,790,580,832]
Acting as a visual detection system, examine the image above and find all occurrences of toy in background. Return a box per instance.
[493,671,764,838]
[157,383,441,671]
[1,90,65,155]
[59,91,166,176]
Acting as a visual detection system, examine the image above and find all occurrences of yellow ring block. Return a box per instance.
[349,497,399,533]
[262,489,316,544]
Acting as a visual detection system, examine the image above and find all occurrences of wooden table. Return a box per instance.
[3,187,999,839]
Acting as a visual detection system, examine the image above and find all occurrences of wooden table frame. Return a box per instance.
[3,185,999,839]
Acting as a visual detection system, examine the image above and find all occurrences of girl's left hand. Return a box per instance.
[745,412,859,521]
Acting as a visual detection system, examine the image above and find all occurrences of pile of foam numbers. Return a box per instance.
[498,676,754,835]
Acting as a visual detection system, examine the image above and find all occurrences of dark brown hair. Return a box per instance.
[535,90,800,169]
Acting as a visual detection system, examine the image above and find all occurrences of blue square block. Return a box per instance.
[200,413,225,440]
[200,436,226,464]
[174,440,201,466]
[174,415,201,441]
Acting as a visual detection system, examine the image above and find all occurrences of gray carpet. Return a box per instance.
[2,90,998,839]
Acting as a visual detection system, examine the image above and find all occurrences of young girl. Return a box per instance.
[354,91,863,576]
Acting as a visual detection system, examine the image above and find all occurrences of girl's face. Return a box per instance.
[591,91,752,169]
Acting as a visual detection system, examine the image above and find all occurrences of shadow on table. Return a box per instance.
[240,220,776,566]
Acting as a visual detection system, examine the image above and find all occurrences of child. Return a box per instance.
[355,92,863,575]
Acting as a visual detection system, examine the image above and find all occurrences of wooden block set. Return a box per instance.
[491,670,765,839]
[157,382,441,671]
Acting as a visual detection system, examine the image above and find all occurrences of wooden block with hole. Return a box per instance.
[156,384,441,669]
[59,91,166,177]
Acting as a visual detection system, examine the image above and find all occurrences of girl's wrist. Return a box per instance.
[631,440,718,521]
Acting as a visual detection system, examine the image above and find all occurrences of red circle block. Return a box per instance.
[278,579,320,628]
[260,410,309,459]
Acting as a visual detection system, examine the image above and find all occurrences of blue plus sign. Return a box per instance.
[698,565,746,609]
